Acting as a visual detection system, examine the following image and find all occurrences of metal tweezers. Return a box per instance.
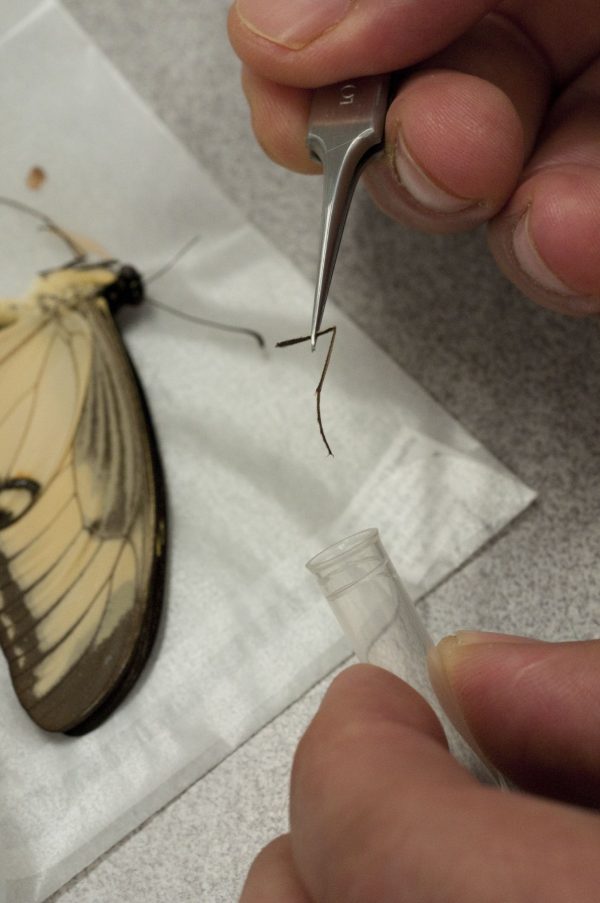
[307,74,391,348]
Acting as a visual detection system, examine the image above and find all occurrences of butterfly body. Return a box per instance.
[0,263,166,735]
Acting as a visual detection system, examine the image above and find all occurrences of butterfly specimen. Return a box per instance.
[0,251,166,735]
[0,200,262,735]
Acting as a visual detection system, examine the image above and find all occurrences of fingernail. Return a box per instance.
[395,134,477,214]
[427,632,541,756]
[235,0,352,50]
[427,639,482,760]
[512,209,574,295]
[450,630,545,647]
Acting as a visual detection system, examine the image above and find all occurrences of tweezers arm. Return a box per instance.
[308,74,391,346]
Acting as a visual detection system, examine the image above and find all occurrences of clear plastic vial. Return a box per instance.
[307,528,503,786]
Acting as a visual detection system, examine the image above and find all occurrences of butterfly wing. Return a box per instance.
[0,292,166,734]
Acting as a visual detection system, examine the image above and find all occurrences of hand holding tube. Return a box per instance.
[306,528,504,785]
[241,640,600,902]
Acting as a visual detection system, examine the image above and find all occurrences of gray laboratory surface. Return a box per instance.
[50,1,599,900]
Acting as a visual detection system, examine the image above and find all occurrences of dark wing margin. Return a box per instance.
[65,338,167,736]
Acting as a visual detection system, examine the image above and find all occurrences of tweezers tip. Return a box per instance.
[310,309,321,350]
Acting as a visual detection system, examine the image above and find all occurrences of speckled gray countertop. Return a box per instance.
[48,1,600,900]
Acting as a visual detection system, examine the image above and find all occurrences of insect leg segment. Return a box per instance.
[276,326,337,456]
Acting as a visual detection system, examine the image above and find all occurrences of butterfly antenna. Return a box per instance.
[0,195,83,258]
[145,235,203,285]
[148,296,265,349]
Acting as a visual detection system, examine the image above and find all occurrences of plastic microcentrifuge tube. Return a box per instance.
[306,527,504,786]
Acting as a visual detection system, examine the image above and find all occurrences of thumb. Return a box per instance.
[230,0,503,85]
[429,633,600,807]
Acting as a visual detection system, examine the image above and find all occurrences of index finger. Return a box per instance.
[290,665,600,903]
[228,0,502,87]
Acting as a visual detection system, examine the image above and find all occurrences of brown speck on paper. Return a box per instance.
[26,166,46,190]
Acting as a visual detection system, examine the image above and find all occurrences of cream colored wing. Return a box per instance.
[0,294,166,734]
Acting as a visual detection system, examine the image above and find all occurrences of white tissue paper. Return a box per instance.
[0,2,535,900]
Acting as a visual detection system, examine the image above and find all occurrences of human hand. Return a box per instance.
[240,634,600,902]
[229,1,600,316]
